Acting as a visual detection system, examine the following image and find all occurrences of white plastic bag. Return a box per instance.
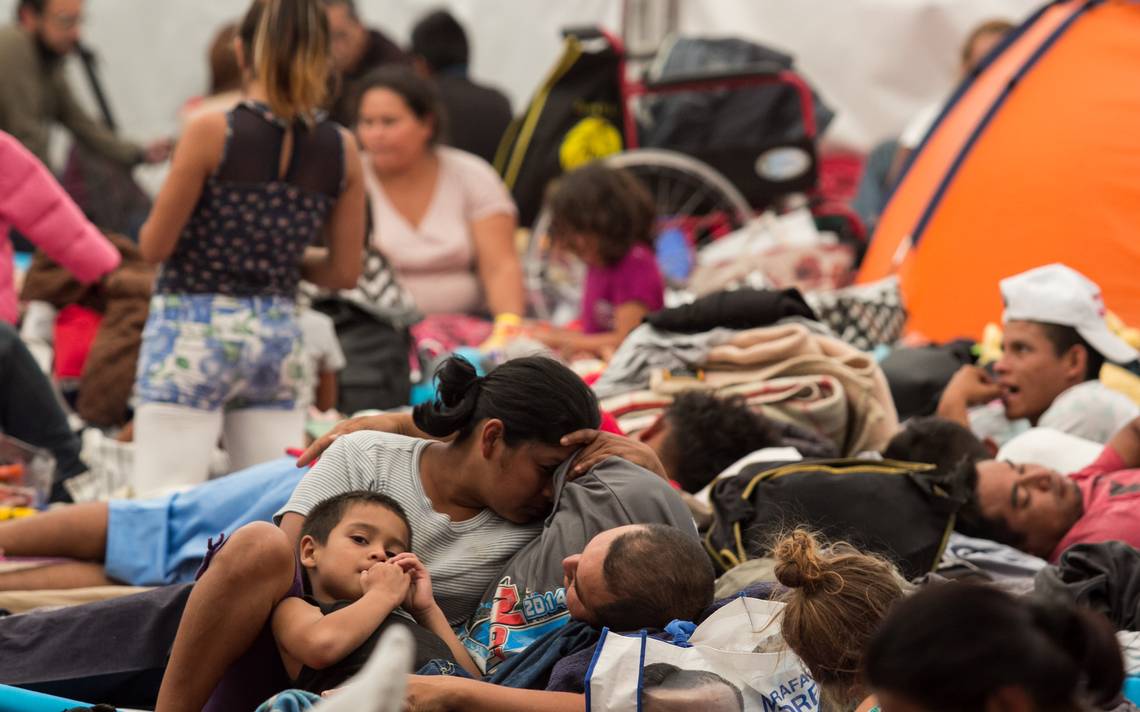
[586,597,820,711]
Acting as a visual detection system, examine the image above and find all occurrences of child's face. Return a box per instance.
[301,503,411,601]
[558,230,604,267]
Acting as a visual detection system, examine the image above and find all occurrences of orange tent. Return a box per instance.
[858,0,1140,341]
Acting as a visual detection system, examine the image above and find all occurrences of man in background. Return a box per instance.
[937,264,1138,447]
[0,0,170,169]
[322,0,407,127]
[410,9,512,164]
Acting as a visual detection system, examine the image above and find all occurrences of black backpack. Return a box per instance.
[705,458,968,580]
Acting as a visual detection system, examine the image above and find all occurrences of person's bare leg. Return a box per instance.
[155,521,295,712]
[0,501,109,560]
[0,561,116,590]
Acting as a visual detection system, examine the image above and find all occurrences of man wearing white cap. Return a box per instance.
[937,263,1139,447]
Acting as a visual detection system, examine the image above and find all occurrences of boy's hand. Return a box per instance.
[390,552,437,618]
[360,561,410,605]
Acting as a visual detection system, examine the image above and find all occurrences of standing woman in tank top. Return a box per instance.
[133,0,364,495]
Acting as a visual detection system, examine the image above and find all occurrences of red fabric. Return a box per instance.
[53,304,102,379]
[1051,446,1140,561]
[817,150,865,203]
[598,409,625,436]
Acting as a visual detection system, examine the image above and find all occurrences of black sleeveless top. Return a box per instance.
[293,597,456,694]
[156,102,344,297]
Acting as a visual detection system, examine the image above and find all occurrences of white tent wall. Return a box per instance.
[675,0,1039,149]
[0,0,1038,175]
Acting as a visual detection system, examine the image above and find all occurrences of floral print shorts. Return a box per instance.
[135,294,305,411]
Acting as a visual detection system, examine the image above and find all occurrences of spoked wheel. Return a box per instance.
[526,149,752,322]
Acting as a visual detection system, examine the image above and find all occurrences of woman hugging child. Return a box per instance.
[272,491,479,695]
[534,162,665,360]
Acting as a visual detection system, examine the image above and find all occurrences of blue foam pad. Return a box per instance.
[0,684,90,712]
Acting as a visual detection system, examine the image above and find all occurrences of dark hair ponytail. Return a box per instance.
[865,583,1124,711]
[247,0,330,125]
[1027,598,1125,708]
[413,356,600,446]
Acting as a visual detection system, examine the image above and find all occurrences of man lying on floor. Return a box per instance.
[886,414,1140,562]
[258,523,715,712]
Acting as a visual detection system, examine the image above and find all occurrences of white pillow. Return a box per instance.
[997,427,1103,474]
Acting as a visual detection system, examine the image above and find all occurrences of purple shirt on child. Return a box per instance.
[579,244,665,334]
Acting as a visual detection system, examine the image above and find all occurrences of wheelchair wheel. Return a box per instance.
[526,149,752,321]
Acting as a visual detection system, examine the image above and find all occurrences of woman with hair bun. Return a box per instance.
[156,354,602,711]
[772,529,909,711]
[865,584,1125,712]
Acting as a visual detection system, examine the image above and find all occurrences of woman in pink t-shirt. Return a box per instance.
[353,67,525,322]
[535,163,665,359]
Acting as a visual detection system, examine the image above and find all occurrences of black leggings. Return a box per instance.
[0,321,86,501]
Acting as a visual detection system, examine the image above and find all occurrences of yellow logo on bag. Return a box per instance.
[559,117,622,171]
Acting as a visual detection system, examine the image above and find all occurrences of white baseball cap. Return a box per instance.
[1001,263,1138,364]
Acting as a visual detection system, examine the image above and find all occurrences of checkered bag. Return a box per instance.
[805,276,907,351]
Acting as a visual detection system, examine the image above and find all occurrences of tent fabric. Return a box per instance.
[858,0,1140,341]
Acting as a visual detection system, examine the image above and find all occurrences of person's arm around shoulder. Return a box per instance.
[1105,415,1140,470]
[272,562,410,672]
[138,111,226,264]
[302,127,365,290]
[559,428,667,481]
[0,132,119,282]
[391,552,481,677]
[295,412,449,467]
[405,675,584,712]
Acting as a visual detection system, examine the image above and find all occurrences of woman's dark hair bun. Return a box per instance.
[411,355,601,446]
[413,357,482,438]
[435,356,481,409]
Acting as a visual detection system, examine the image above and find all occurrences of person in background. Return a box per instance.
[133,0,364,496]
[0,130,119,326]
[0,0,171,169]
[854,19,1014,232]
[351,66,525,321]
[893,19,1015,178]
[534,162,664,360]
[180,22,246,127]
[0,322,91,502]
[864,584,1124,712]
[320,0,407,127]
[409,9,512,165]
[297,305,346,414]
[0,129,118,500]
[937,264,1138,447]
